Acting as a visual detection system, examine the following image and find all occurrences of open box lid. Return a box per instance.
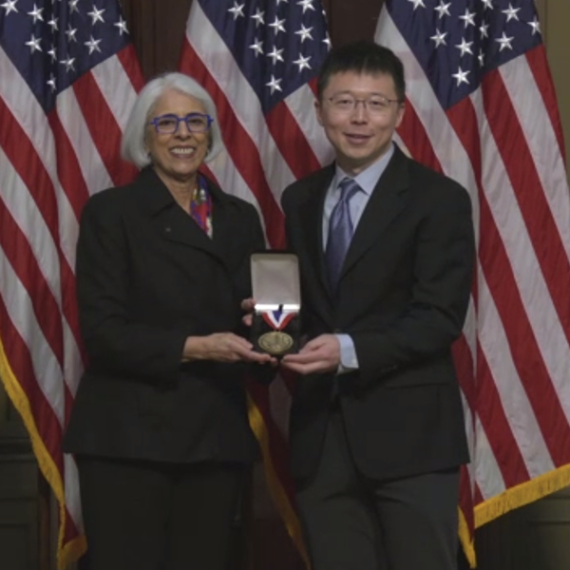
[251,252,301,311]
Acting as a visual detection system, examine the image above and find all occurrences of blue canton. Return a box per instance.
[0,0,131,113]
[386,0,542,109]
[199,0,330,114]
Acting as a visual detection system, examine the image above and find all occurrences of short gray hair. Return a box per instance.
[121,72,224,169]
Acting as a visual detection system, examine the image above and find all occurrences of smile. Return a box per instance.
[170,147,195,155]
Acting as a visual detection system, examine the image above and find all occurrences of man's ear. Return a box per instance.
[315,99,324,126]
[395,102,405,129]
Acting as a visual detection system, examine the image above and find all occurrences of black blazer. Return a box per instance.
[64,167,265,464]
[281,145,476,482]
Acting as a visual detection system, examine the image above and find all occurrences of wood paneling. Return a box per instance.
[0,451,40,570]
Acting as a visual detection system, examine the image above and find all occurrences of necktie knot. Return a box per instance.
[338,177,360,203]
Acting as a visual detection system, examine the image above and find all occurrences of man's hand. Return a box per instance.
[281,334,340,374]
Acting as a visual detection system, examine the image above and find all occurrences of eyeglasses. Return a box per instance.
[148,112,213,134]
[326,94,401,115]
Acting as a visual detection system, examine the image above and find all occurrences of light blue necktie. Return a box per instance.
[325,177,360,290]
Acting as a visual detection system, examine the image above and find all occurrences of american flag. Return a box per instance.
[179,0,332,561]
[0,0,143,567]
[375,0,570,564]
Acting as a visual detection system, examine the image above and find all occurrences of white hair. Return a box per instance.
[121,72,224,169]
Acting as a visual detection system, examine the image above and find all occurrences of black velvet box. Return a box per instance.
[250,252,301,357]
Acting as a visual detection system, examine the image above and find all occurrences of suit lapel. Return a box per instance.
[340,147,411,282]
[137,167,225,264]
[298,166,334,301]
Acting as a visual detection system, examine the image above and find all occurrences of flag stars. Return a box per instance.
[48,46,57,62]
[25,34,42,53]
[502,3,521,22]
[528,17,541,36]
[85,36,102,54]
[27,3,43,23]
[481,0,493,9]
[456,38,473,57]
[480,21,489,39]
[68,0,79,14]
[87,7,105,25]
[268,16,286,35]
[251,8,264,27]
[48,16,58,32]
[430,28,447,48]
[114,17,128,35]
[266,75,282,94]
[459,9,476,27]
[293,54,311,71]
[496,32,514,51]
[65,24,78,42]
[60,56,76,72]
[47,74,56,92]
[323,35,331,49]
[297,0,315,14]
[228,2,245,20]
[249,38,263,57]
[478,49,485,67]
[0,0,18,15]
[408,0,426,9]
[434,1,451,19]
[452,67,470,86]
[296,24,313,43]
[267,46,284,65]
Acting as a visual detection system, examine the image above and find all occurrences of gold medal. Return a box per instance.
[258,331,294,356]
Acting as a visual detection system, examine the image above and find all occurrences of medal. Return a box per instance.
[258,331,294,355]
[258,307,296,355]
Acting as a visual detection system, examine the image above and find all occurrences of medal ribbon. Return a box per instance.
[261,308,296,330]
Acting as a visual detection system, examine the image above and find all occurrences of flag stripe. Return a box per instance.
[0,254,65,431]
[525,47,567,161]
[266,100,322,182]
[482,69,570,338]
[447,99,570,468]
[0,100,84,375]
[72,74,125,186]
[0,200,65,368]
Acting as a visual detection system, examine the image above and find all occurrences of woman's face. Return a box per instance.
[145,89,210,187]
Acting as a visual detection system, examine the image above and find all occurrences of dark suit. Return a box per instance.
[64,167,265,570]
[281,145,475,570]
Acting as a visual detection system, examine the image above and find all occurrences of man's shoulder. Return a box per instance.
[282,165,334,208]
[402,153,470,203]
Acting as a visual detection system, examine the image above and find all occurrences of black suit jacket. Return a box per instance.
[63,167,265,464]
[281,145,475,482]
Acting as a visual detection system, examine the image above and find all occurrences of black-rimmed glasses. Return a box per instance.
[149,112,213,134]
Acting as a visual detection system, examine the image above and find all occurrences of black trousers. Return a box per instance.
[76,456,245,570]
[295,410,460,570]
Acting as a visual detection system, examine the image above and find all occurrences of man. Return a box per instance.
[280,41,475,570]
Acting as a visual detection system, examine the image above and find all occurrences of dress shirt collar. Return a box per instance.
[332,142,395,196]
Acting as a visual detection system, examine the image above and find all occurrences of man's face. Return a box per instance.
[316,71,405,176]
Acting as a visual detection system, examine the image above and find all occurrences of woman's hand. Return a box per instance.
[182,333,275,364]
[240,297,256,327]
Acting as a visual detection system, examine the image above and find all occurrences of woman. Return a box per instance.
[63,72,272,570]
